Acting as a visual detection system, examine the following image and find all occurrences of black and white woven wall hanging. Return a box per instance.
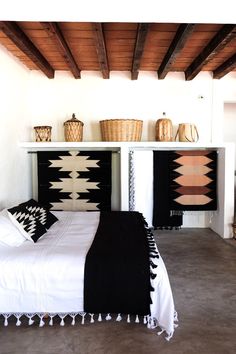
[37,150,112,211]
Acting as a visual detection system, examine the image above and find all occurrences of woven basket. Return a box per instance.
[64,114,84,142]
[100,119,143,142]
[155,118,173,141]
[34,126,52,142]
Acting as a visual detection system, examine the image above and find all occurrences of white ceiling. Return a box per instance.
[1,0,236,23]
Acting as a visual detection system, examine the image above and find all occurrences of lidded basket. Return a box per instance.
[155,112,173,142]
[64,113,84,142]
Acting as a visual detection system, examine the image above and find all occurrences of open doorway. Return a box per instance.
[224,102,236,171]
[224,102,236,222]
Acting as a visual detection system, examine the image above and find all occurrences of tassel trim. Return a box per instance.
[116,313,122,322]
[0,312,154,327]
[105,313,112,321]
[0,312,177,340]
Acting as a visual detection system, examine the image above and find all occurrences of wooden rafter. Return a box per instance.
[158,24,195,80]
[92,23,109,79]
[131,23,149,80]
[185,24,236,80]
[0,21,54,79]
[41,22,81,79]
[213,53,236,79]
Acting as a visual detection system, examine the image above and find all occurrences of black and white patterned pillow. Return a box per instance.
[7,205,47,243]
[19,199,58,230]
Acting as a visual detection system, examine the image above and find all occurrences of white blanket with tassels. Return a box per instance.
[0,211,176,337]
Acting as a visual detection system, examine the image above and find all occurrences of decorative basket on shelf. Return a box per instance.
[155,112,173,142]
[64,113,84,142]
[100,119,143,142]
[175,123,199,142]
[34,126,52,142]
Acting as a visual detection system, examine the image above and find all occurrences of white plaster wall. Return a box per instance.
[25,69,214,228]
[211,73,236,142]
[0,0,235,233]
[1,41,236,232]
[0,45,32,209]
[26,70,213,144]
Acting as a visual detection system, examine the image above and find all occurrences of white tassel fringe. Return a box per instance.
[105,313,112,321]
[116,314,122,322]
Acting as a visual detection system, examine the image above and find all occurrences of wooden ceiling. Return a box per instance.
[0,21,236,80]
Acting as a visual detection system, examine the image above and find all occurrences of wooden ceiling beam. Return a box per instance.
[131,23,149,80]
[92,23,109,79]
[213,53,236,79]
[185,24,236,80]
[158,24,195,79]
[41,22,81,79]
[0,21,54,79]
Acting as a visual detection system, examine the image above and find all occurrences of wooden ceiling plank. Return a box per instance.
[185,24,236,80]
[41,22,81,79]
[0,21,54,78]
[158,23,195,79]
[92,23,109,79]
[213,53,236,79]
[131,23,149,80]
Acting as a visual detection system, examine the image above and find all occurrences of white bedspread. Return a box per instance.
[0,211,99,313]
[0,211,176,337]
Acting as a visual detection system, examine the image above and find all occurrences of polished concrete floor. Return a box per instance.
[0,228,236,354]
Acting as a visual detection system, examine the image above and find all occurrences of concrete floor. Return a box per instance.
[0,228,236,354]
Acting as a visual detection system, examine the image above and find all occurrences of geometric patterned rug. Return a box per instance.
[153,150,183,229]
[169,150,217,211]
[37,150,112,211]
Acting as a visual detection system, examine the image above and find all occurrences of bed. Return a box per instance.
[0,202,177,340]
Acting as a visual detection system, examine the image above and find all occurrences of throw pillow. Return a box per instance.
[7,205,47,243]
[19,199,58,229]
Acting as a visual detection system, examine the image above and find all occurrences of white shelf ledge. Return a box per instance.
[18,141,232,149]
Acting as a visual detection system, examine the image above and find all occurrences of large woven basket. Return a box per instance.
[64,114,84,142]
[100,119,143,142]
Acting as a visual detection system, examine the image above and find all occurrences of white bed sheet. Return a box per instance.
[0,211,100,313]
[0,211,176,336]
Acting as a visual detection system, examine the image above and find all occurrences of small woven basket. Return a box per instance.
[64,114,84,142]
[34,126,52,142]
[100,119,143,142]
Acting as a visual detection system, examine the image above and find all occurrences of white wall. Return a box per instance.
[0,0,235,233]
[1,43,236,233]
[26,70,213,143]
[211,73,236,142]
[24,69,225,230]
[0,45,32,209]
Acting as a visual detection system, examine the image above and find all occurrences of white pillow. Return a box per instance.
[0,209,26,247]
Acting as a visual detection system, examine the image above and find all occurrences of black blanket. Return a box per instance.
[84,211,152,315]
